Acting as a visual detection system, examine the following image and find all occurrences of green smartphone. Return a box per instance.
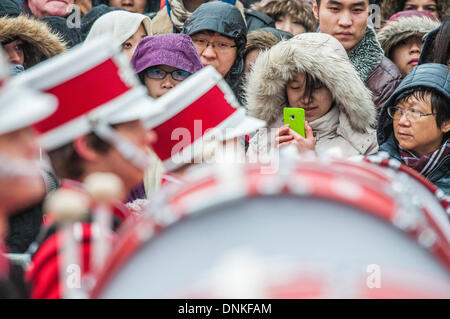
[284,107,305,138]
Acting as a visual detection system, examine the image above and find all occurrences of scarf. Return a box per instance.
[348,26,385,82]
[308,104,340,141]
[167,0,192,31]
[399,139,450,177]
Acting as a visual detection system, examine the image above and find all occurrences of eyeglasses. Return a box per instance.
[145,68,191,81]
[387,106,435,122]
[191,38,237,53]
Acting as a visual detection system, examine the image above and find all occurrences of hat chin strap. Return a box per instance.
[93,123,151,171]
[0,152,42,180]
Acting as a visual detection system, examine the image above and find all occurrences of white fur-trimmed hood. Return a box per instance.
[245,33,376,133]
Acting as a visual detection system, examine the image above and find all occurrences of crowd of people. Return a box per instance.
[0,0,449,298]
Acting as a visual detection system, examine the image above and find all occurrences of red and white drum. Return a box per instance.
[363,154,450,220]
[91,158,450,298]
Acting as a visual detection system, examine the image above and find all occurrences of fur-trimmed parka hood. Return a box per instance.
[245,33,376,133]
[381,0,449,22]
[377,15,441,57]
[0,15,66,69]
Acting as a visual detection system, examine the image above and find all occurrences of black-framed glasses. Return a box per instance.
[191,38,237,53]
[387,105,435,121]
[145,67,191,81]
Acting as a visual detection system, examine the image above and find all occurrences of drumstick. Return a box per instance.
[44,188,90,299]
[84,173,125,277]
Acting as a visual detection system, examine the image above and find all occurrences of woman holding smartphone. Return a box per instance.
[245,32,378,158]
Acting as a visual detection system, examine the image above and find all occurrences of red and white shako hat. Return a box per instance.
[10,36,162,151]
[143,66,266,171]
[0,49,57,136]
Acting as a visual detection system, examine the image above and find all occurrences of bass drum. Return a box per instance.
[91,159,450,298]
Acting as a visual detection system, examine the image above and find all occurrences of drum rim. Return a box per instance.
[91,160,450,298]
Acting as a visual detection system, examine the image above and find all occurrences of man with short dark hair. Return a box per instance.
[312,0,403,112]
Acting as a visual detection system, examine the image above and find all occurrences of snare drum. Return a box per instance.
[91,159,450,298]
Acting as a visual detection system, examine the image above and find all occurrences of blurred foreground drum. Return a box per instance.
[91,158,450,298]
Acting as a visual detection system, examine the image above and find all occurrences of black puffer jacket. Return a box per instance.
[182,1,247,104]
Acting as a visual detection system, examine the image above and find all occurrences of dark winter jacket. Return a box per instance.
[365,56,404,113]
[182,1,247,104]
[347,26,403,113]
[0,0,21,17]
[377,63,450,195]
[41,16,84,48]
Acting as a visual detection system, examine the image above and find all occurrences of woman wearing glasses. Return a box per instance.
[127,33,202,202]
[377,63,450,195]
[131,33,203,99]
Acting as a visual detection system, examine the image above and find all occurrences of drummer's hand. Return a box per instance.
[288,121,316,154]
[275,124,294,147]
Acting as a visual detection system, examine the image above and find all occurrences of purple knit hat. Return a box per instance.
[130,34,203,75]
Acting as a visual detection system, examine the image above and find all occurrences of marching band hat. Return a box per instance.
[11,36,162,150]
[143,66,266,171]
[0,49,57,135]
